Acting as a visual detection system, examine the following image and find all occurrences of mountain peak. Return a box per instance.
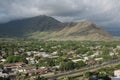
[75,22,97,28]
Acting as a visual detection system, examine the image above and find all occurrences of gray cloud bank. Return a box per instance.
[0,0,120,27]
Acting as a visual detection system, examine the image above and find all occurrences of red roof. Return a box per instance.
[27,68,48,74]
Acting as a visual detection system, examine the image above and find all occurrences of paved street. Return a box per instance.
[45,59,120,80]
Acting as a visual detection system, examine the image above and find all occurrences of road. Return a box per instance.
[44,59,120,80]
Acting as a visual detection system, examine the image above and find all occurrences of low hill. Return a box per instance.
[0,15,113,41]
[29,22,112,41]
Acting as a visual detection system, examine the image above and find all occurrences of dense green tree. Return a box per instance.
[6,55,28,64]
[84,71,92,78]
[60,61,75,71]
[76,61,86,69]
[115,64,120,69]
[0,64,3,69]
[46,58,55,67]
[98,72,111,80]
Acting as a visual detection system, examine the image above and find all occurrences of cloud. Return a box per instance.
[0,0,120,27]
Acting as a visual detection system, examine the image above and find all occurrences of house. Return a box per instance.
[48,56,59,59]
[4,62,26,69]
[51,51,58,56]
[17,66,36,73]
[26,52,32,56]
[0,59,6,63]
[109,51,118,56]
[95,58,103,61]
[27,68,48,75]
[51,66,60,72]
[109,52,115,56]
[111,70,120,80]
[84,57,89,61]
[114,70,120,77]
[14,51,19,55]
[0,68,3,74]
[0,68,8,78]
[3,62,26,72]
[0,73,8,78]
[72,59,84,63]
[87,60,96,65]
[26,57,35,64]
[34,52,50,58]
[90,53,98,58]
[117,46,120,49]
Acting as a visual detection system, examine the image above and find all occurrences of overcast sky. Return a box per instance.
[0,0,120,27]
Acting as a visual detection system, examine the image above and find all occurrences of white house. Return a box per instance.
[0,59,6,62]
[111,70,120,80]
[95,58,103,61]
[114,70,120,77]
[72,59,83,63]
[117,46,120,49]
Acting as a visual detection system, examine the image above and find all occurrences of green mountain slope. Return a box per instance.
[0,15,63,37]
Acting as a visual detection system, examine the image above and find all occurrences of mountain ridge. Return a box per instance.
[0,15,113,41]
